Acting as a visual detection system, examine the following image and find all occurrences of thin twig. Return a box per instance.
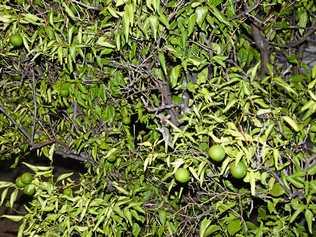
[31,67,37,144]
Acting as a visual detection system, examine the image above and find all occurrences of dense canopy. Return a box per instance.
[0,0,316,236]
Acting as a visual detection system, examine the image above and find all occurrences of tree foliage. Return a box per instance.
[0,0,316,236]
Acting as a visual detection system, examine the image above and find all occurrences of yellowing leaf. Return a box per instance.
[62,2,76,20]
[1,215,24,222]
[199,218,211,237]
[282,116,299,132]
[195,6,208,27]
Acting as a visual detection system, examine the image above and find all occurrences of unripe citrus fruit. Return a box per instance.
[230,161,247,179]
[10,34,23,47]
[21,172,33,185]
[23,184,36,196]
[15,177,25,188]
[175,168,190,184]
[208,145,225,162]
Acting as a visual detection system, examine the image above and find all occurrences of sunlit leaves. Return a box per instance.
[0,0,315,236]
[195,6,208,27]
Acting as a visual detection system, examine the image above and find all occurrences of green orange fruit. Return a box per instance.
[208,145,225,162]
[23,184,36,196]
[15,177,25,188]
[230,161,247,179]
[175,168,190,184]
[10,34,23,47]
[21,172,33,185]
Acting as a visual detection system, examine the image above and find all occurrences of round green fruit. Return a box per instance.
[208,145,225,162]
[21,172,33,185]
[10,34,23,47]
[230,161,247,179]
[23,184,36,196]
[175,168,190,184]
[15,177,25,188]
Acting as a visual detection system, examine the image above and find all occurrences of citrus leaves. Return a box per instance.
[96,37,116,48]
[282,116,300,132]
[195,6,208,27]
[123,3,134,41]
[1,0,316,236]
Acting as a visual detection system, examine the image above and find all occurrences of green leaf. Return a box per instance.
[208,0,224,7]
[227,219,241,236]
[273,77,298,96]
[9,189,18,208]
[132,223,141,236]
[21,13,43,25]
[197,67,208,84]
[272,148,280,170]
[307,164,316,176]
[312,65,316,79]
[148,15,159,40]
[62,2,76,20]
[0,188,9,206]
[158,210,167,225]
[125,4,134,26]
[270,183,285,197]
[187,14,196,36]
[169,65,181,88]
[305,209,313,233]
[290,205,305,223]
[199,218,212,237]
[124,208,133,225]
[56,172,73,183]
[1,215,24,222]
[0,181,14,189]
[282,116,299,132]
[208,4,230,26]
[287,176,304,189]
[223,98,238,113]
[158,53,167,76]
[116,0,127,7]
[204,225,221,236]
[195,6,208,27]
[159,12,169,29]
[123,10,130,41]
[48,143,55,161]
[96,37,116,48]
[297,8,307,34]
[22,162,52,172]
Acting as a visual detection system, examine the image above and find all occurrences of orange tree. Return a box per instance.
[0,0,315,236]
